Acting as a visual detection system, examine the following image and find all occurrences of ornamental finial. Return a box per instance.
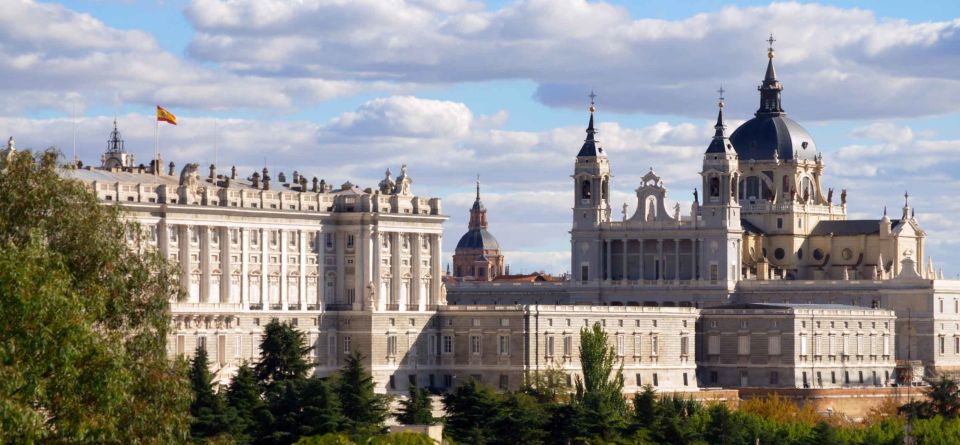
[588,90,597,113]
[767,33,776,59]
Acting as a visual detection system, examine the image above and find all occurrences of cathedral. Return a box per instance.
[27,38,959,401]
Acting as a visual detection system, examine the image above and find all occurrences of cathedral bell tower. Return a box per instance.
[699,91,742,283]
[700,91,741,229]
[571,93,611,283]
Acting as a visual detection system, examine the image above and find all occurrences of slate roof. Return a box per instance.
[455,228,501,250]
[729,115,817,162]
[808,219,902,236]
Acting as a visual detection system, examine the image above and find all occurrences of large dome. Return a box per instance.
[456,228,500,250]
[729,115,817,162]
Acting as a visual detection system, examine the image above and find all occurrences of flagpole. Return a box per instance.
[154,114,159,175]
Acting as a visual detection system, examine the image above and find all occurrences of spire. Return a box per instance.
[756,33,785,117]
[705,85,735,154]
[577,91,603,157]
[468,177,488,230]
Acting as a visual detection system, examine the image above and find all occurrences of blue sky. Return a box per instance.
[6,0,960,276]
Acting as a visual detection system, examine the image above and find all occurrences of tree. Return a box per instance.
[524,364,571,404]
[442,379,501,445]
[928,376,960,418]
[397,383,435,425]
[335,351,389,438]
[189,345,229,441]
[571,322,629,440]
[225,362,266,444]
[495,391,549,445]
[256,319,312,385]
[0,149,190,442]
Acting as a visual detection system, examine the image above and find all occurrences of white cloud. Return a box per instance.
[184,0,960,120]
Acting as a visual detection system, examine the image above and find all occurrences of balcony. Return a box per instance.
[385,304,400,311]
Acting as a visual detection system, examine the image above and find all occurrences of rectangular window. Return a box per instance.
[617,335,625,356]
[708,335,720,355]
[683,373,689,386]
[829,335,837,355]
[814,335,822,356]
[857,335,865,355]
[800,335,808,356]
[770,371,779,385]
[498,335,510,356]
[652,373,659,387]
[651,335,659,356]
[842,335,850,356]
[940,336,946,355]
[343,335,351,354]
[636,373,643,386]
[442,335,452,354]
[768,335,781,356]
[470,335,481,355]
[387,335,397,356]
[680,336,689,356]
[347,235,355,248]
[709,371,718,384]
[738,335,750,355]
[563,336,572,356]
[500,318,510,327]
[546,336,555,357]
[499,374,509,390]
[710,264,719,282]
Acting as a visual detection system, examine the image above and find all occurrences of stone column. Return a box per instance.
[412,233,422,311]
[430,234,441,306]
[605,240,612,281]
[674,239,680,281]
[279,230,288,311]
[260,229,269,308]
[391,232,401,309]
[357,227,369,311]
[220,227,231,303]
[622,238,628,281]
[201,226,211,303]
[657,239,663,282]
[241,228,250,311]
[299,230,307,311]
[179,225,191,301]
[335,231,345,305]
[371,231,381,311]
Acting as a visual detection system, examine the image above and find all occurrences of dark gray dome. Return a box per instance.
[729,115,817,161]
[456,228,500,250]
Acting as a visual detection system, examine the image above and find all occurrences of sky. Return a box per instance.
[4,0,960,276]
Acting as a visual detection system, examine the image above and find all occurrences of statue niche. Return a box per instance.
[628,168,676,223]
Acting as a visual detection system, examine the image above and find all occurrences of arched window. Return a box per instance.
[709,177,720,198]
[801,177,815,203]
[581,180,591,200]
[601,178,609,200]
[782,175,791,196]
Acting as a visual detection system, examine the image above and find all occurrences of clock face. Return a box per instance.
[842,248,853,260]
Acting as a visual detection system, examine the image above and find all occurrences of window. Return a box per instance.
[770,371,779,385]
[652,373,659,387]
[500,318,509,327]
[709,371,718,384]
[343,336,351,354]
[498,335,510,356]
[442,335,452,354]
[563,336,572,356]
[651,335,659,356]
[800,335,808,356]
[683,373,689,386]
[347,235,355,249]
[546,336,555,357]
[814,335,822,356]
[470,335,481,355]
[499,374,509,390]
[637,373,643,386]
[387,336,397,356]
[472,318,481,327]
[738,335,750,355]
[710,264,719,282]
[680,336,689,356]
[940,336,946,355]
[617,335,625,356]
[768,336,781,355]
[831,372,837,384]
[708,335,720,355]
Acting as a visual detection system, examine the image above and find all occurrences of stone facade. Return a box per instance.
[698,304,896,389]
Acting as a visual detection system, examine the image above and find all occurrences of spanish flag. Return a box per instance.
[156,105,177,125]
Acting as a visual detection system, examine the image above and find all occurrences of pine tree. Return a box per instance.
[397,384,435,425]
[189,345,229,441]
[494,392,548,445]
[442,379,501,445]
[299,377,342,437]
[335,351,388,438]
[256,319,312,385]
[225,362,266,444]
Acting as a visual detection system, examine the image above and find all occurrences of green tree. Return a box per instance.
[189,345,229,441]
[0,149,190,443]
[335,351,389,438]
[524,364,571,404]
[571,322,629,440]
[442,379,501,445]
[495,391,549,445]
[256,319,312,385]
[225,362,266,444]
[397,383,435,425]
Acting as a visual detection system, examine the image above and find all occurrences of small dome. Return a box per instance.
[456,228,500,250]
[729,115,817,161]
